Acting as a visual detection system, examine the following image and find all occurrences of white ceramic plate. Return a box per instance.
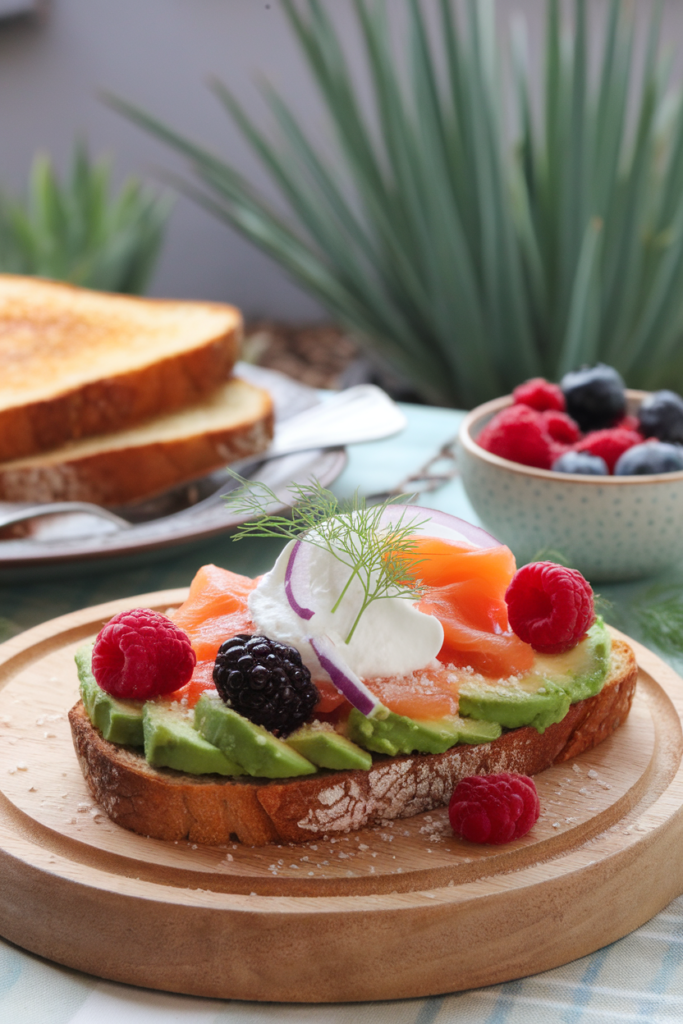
[0,364,347,579]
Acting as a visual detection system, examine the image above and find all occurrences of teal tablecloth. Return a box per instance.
[2,402,683,1022]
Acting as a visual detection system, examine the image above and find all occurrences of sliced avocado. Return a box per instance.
[348,708,454,756]
[75,642,144,747]
[536,619,611,704]
[194,693,317,779]
[458,619,611,733]
[143,702,245,775]
[347,707,502,756]
[287,724,373,770]
[454,716,504,744]
[458,677,570,733]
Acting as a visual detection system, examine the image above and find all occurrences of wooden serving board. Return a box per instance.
[1,590,683,1003]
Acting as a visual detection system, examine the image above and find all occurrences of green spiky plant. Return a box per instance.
[0,141,172,294]
[110,0,683,405]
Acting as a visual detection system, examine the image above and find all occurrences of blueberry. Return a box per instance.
[637,390,683,443]
[551,451,609,475]
[614,441,683,475]
[560,364,626,431]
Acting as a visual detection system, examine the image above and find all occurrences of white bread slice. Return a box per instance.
[0,376,273,506]
[68,639,638,847]
[0,275,242,461]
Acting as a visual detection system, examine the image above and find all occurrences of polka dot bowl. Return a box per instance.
[458,390,683,582]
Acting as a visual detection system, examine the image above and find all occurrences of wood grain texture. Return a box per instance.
[0,589,682,1002]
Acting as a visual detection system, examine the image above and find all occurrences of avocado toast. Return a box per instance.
[68,504,638,847]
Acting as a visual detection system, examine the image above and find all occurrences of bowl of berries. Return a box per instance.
[458,364,683,581]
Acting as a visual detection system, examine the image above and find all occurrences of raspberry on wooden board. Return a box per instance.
[448,772,541,844]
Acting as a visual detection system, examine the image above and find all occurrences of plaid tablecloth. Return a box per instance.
[2,402,683,1022]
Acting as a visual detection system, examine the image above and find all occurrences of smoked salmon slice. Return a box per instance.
[169,565,257,707]
[171,564,257,630]
[412,538,535,677]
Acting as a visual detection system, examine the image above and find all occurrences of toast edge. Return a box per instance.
[0,314,242,462]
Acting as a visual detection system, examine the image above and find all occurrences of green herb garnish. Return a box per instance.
[633,585,683,658]
[224,476,428,644]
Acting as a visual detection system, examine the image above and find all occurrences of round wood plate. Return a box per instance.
[1,590,682,1003]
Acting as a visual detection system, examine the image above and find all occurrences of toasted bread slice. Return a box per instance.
[0,376,273,506]
[68,638,638,847]
[0,275,242,461]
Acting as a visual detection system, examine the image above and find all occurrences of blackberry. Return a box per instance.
[560,364,626,432]
[638,390,683,444]
[213,634,318,736]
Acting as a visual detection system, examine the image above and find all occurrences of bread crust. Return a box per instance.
[0,277,242,461]
[68,639,638,846]
[0,378,273,506]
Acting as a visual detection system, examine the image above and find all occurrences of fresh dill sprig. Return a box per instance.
[224,474,429,643]
[633,584,683,658]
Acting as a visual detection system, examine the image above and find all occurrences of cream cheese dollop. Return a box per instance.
[248,537,444,680]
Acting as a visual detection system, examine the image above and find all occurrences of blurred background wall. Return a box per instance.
[0,0,680,319]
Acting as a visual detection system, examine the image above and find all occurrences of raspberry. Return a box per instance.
[448,773,540,844]
[542,409,581,444]
[505,562,595,654]
[92,609,196,700]
[477,405,555,469]
[513,378,566,413]
[574,427,642,473]
[616,413,641,434]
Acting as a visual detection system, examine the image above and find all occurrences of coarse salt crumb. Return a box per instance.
[308,871,314,876]
[572,764,582,774]
[552,822,561,828]
[587,769,598,779]
[290,864,299,870]
[7,768,16,775]
[225,854,234,862]
[16,762,27,771]
[359,844,369,851]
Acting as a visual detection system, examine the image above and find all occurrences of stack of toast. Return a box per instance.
[0,276,274,507]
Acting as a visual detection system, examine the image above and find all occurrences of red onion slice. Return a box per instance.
[284,539,314,621]
[309,635,383,718]
[378,505,501,549]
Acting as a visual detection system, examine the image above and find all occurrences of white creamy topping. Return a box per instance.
[248,537,444,680]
